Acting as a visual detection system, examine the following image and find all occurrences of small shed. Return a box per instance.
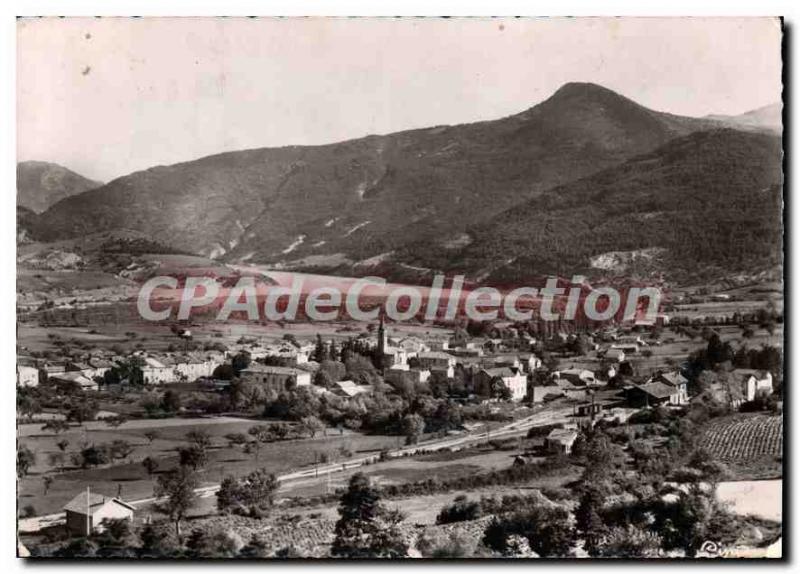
[545,429,579,455]
[63,491,134,536]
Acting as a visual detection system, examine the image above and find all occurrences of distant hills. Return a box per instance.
[706,103,782,134]
[27,83,783,285]
[17,161,102,213]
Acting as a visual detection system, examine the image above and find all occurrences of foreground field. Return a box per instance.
[18,417,400,516]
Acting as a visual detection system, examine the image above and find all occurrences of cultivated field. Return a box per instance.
[699,413,783,480]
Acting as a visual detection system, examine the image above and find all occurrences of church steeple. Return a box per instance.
[377,312,387,355]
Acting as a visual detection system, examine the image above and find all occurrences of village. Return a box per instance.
[16,291,784,558]
[12,10,790,560]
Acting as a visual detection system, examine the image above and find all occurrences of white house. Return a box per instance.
[652,371,690,404]
[16,364,39,387]
[518,353,543,373]
[476,367,528,401]
[64,491,134,536]
[172,353,223,381]
[141,357,176,385]
[734,369,774,402]
[416,351,456,378]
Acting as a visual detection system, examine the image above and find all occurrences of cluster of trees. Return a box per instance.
[70,440,136,469]
[418,420,748,558]
[216,469,279,518]
[685,331,782,408]
[101,357,145,388]
[141,389,182,417]
[568,427,739,558]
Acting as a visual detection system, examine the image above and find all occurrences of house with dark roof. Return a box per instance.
[240,364,312,391]
[626,381,679,408]
[651,370,689,404]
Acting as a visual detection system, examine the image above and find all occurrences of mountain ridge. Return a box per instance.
[34,82,726,279]
[17,161,103,214]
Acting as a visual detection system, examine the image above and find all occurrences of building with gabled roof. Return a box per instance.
[63,491,134,536]
[732,369,774,403]
[626,381,679,407]
[651,370,689,404]
[240,364,312,392]
[475,366,527,401]
[50,371,99,392]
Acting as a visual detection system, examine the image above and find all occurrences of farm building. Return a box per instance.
[63,491,134,536]
[626,381,680,408]
[40,362,67,379]
[554,368,597,387]
[86,358,115,379]
[482,355,522,371]
[651,371,689,404]
[240,364,312,391]
[553,378,588,400]
[172,352,224,381]
[530,384,563,404]
[475,367,528,401]
[416,351,456,377]
[49,371,99,392]
[545,429,579,455]
[140,356,176,385]
[733,369,774,402]
[384,367,431,387]
[395,336,430,354]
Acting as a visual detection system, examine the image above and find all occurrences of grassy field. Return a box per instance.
[17,315,453,356]
[18,415,400,516]
[555,323,782,377]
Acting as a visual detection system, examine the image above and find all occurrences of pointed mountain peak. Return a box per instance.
[544,82,640,108]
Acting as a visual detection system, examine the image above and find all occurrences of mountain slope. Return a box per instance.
[36,83,719,274]
[439,128,782,284]
[706,103,782,134]
[17,161,102,213]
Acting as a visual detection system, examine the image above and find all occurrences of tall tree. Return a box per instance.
[155,466,198,543]
[17,445,35,478]
[331,473,408,558]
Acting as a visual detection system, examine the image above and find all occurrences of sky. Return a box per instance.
[17,17,783,183]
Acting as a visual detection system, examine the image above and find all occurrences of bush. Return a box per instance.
[416,530,476,558]
[436,495,482,524]
[482,503,574,557]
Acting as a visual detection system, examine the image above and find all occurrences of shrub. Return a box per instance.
[436,495,482,524]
